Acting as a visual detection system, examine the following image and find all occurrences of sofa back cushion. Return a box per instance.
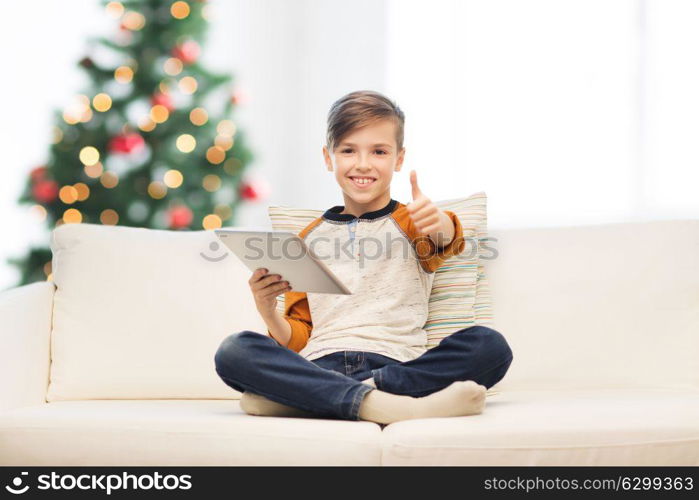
[486,219,699,391]
[47,223,266,401]
[47,218,699,399]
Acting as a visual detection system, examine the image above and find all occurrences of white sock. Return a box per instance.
[361,376,376,387]
[240,391,318,418]
[358,380,486,424]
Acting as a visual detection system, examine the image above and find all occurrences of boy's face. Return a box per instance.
[323,119,405,211]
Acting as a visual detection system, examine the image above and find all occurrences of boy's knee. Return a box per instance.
[214,330,265,375]
[459,325,513,363]
[478,326,513,363]
[469,327,513,386]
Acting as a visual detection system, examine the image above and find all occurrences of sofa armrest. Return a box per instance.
[0,281,54,412]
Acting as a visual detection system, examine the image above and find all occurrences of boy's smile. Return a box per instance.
[348,175,377,189]
[323,118,405,217]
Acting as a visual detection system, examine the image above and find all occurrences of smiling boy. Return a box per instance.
[214,90,513,424]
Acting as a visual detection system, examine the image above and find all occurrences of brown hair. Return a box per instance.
[326,90,405,152]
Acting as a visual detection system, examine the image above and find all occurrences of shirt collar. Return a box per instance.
[323,198,399,222]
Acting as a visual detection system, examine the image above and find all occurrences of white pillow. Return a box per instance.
[47,223,267,401]
[268,193,493,349]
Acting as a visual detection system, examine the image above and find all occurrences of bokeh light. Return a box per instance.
[84,162,104,178]
[148,181,167,199]
[214,135,234,151]
[100,171,119,188]
[100,209,119,225]
[59,185,79,204]
[74,182,90,201]
[122,11,146,30]
[29,204,47,221]
[114,66,134,83]
[206,146,225,164]
[217,120,237,136]
[164,57,183,76]
[163,169,183,188]
[79,146,100,166]
[150,104,169,123]
[93,93,112,112]
[202,174,221,192]
[189,107,208,126]
[105,2,124,18]
[176,134,196,153]
[63,95,91,124]
[171,1,191,19]
[63,208,83,224]
[138,116,157,132]
[178,76,197,94]
[202,214,222,230]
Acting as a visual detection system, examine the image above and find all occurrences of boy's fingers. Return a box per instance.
[407,196,428,213]
[410,170,422,200]
[411,204,438,221]
[249,268,267,284]
[251,274,282,291]
[261,282,291,299]
[250,268,270,283]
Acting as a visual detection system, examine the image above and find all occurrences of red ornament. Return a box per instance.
[151,92,174,112]
[168,205,193,229]
[239,177,270,202]
[30,166,47,182]
[108,132,145,154]
[171,41,200,65]
[32,179,59,204]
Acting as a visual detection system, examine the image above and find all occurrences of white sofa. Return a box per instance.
[1,219,698,466]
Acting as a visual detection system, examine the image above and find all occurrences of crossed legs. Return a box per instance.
[214,326,513,424]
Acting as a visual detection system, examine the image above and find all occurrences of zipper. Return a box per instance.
[348,219,357,256]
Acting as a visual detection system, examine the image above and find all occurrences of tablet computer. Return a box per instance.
[214,228,352,295]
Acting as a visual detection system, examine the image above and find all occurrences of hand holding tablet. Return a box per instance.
[247,267,293,318]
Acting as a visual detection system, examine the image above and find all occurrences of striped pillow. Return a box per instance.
[267,192,493,349]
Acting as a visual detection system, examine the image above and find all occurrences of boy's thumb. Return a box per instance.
[410,170,421,200]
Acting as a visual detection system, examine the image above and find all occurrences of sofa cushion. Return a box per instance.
[268,193,494,348]
[0,400,382,466]
[47,223,268,401]
[485,219,699,391]
[381,388,699,465]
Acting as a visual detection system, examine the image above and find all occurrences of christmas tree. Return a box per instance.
[8,0,268,288]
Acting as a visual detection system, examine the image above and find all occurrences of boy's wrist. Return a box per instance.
[260,308,281,324]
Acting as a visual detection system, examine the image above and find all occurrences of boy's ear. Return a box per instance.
[395,147,405,171]
[322,145,333,171]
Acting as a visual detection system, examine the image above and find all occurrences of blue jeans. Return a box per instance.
[214,325,513,421]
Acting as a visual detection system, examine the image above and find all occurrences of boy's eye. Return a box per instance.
[340,149,387,155]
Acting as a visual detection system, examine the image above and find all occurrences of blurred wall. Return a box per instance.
[2,0,698,291]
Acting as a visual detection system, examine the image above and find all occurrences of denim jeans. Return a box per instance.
[214,325,513,421]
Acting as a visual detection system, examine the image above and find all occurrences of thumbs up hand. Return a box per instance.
[406,170,442,236]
